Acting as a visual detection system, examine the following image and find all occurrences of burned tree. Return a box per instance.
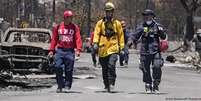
[180,0,201,50]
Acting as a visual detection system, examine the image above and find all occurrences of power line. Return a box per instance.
[87,0,91,36]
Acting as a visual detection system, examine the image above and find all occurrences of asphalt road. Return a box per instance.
[1,52,201,101]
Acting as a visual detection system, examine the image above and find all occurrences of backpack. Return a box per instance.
[160,39,168,52]
[154,22,169,52]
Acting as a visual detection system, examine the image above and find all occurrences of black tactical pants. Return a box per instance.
[140,53,163,86]
[99,54,118,88]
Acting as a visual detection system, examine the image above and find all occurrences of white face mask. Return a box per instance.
[146,20,153,25]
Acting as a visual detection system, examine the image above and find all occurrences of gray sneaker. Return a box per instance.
[63,86,71,92]
[152,89,160,94]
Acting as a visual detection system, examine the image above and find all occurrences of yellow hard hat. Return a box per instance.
[105,2,115,11]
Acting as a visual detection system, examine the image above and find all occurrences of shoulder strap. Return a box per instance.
[56,24,60,32]
[153,21,165,54]
[114,20,121,52]
[97,19,104,46]
[55,24,60,40]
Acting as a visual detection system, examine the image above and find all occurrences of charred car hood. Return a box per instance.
[1,42,50,50]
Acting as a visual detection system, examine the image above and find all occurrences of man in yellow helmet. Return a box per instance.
[93,2,124,92]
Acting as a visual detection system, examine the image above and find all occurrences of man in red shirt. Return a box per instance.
[48,10,82,93]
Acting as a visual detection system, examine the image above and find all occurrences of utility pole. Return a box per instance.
[52,0,56,23]
[16,0,21,27]
[31,0,35,27]
[135,0,139,29]
[145,0,149,9]
[65,0,68,9]
[17,0,24,28]
[87,0,91,36]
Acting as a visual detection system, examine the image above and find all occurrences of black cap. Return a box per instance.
[142,9,155,16]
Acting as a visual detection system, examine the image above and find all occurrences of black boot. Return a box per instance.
[145,83,152,94]
[152,81,160,94]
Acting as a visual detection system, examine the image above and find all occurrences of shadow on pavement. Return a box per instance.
[128,92,168,95]
[55,91,83,94]
[95,90,124,94]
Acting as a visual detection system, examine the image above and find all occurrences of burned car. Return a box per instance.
[0,28,53,74]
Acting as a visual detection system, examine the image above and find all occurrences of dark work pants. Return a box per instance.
[91,47,97,65]
[55,48,75,89]
[140,53,162,85]
[99,54,118,88]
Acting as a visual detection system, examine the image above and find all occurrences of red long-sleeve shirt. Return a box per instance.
[49,22,82,53]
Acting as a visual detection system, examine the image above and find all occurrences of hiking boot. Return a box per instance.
[106,84,115,93]
[152,84,159,94]
[152,80,160,94]
[93,63,97,67]
[106,86,110,92]
[56,88,62,93]
[145,83,152,94]
[120,62,124,67]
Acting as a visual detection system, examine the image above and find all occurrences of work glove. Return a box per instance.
[120,49,124,55]
[76,49,80,57]
[158,26,163,31]
[75,49,81,61]
[157,26,164,35]
[48,51,54,58]
[75,55,80,61]
[127,40,133,48]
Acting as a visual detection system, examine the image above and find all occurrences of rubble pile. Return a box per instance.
[0,72,56,91]
[166,44,201,72]
[0,65,97,91]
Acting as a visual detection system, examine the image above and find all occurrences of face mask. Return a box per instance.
[106,16,112,21]
[146,20,153,25]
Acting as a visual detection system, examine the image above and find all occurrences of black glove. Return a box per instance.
[127,40,133,48]
[120,49,124,55]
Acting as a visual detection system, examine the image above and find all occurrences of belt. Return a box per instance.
[57,47,74,51]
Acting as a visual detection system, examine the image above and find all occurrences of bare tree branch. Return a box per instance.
[192,0,198,11]
[180,0,190,12]
[197,0,201,6]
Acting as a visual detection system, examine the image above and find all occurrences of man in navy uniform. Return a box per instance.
[129,9,166,93]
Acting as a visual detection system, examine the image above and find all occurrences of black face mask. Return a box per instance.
[106,16,112,21]
[105,28,115,38]
[123,29,126,33]
[105,21,115,38]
